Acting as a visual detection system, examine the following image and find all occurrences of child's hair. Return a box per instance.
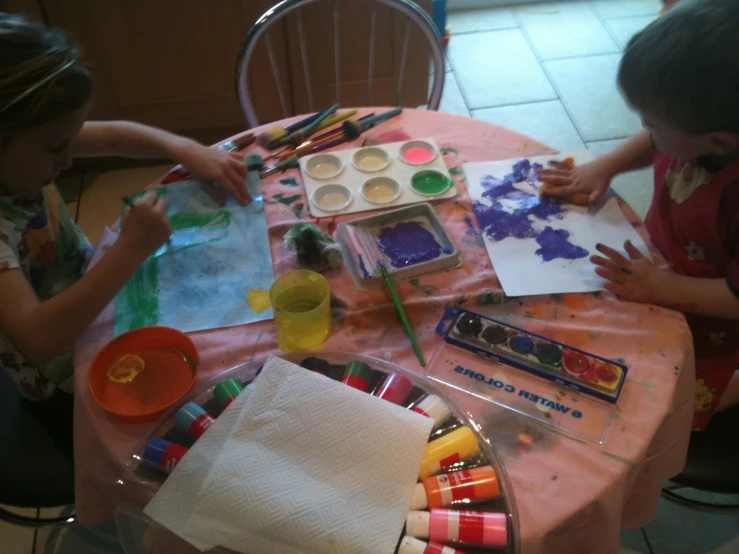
[0,13,93,134]
[618,0,739,134]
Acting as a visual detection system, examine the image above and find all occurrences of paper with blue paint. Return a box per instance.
[114,177,274,336]
[463,151,650,297]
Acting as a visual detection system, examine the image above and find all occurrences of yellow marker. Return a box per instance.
[247,288,272,314]
[418,426,480,479]
[107,354,145,384]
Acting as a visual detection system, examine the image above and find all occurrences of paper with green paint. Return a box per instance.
[114,180,274,335]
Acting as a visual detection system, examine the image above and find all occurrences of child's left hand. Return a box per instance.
[177,142,251,205]
[591,241,662,302]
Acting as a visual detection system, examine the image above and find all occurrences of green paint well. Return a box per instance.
[449,166,462,176]
[535,343,562,365]
[410,171,452,196]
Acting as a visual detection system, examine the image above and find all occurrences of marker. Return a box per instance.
[375,373,413,405]
[406,509,508,549]
[341,361,373,392]
[398,535,469,554]
[419,426,480,479]
[301,356,330,376]
[143,437,189,474]
[411,465,500,510]
[411,395,451,429]
[175,402,215,440]
[213,378,243,409]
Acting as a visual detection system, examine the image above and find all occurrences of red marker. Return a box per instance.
[341,361,373,392]
[375,373,413,405]
[175,402,215,440]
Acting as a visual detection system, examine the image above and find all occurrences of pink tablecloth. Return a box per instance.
[73,109,694,554]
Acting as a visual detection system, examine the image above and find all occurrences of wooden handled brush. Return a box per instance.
[341,107,403,140]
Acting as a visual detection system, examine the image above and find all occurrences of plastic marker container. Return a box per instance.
[411,465,500,510]
[175,402,215,440]
[341,361,373,392]
[375,373,413,405]
[213,378,243,409]
[419,426,480,479]
[411,394,451,428]
[143,438,189,474]
[398,535,469,554]
[406,509,508,549]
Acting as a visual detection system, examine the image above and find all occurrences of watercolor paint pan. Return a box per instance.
[436,308,628,403]
[299,138,457,218]
[336,203,463,291]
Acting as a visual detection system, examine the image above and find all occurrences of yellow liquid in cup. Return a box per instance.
[270,270,331,352]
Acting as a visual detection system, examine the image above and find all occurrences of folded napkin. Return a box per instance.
[144,357,433,554]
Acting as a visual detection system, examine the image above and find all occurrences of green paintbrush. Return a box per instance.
[377,261,426,367]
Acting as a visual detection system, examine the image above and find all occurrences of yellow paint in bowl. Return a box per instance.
[361,176,401,204]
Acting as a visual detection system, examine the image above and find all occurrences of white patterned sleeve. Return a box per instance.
[0,217,21,272]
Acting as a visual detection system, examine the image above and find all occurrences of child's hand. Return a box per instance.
[177,142,251,206]
[538,159,614,205]
[120,192,172,258]
[591,241,661,302]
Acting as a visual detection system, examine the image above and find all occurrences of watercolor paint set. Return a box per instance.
[115,352,519,554]
[436,308,628,404]
[299,138,457,218]
[336,203,462,291]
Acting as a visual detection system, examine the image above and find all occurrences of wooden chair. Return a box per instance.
[236,0,445,127]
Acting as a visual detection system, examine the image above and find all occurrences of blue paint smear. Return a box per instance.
[358,254,371,279]
[535,226,589,262]
[463,215,478,236]
[377,221,442,269]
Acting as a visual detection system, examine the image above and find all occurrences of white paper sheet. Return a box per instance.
[463,151,650,297]
[145,357,433,554]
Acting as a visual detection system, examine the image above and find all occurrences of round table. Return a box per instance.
[73,109,694,554]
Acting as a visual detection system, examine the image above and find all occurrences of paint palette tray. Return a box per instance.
[299,138,457,218]
[336,203,463,291]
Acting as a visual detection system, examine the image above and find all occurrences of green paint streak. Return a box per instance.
[628,379,653,389]
[477,290,507,306]
[291,202,304,218]
[273,193,302,206]
[170,211,229,231]
[114,256,160,335]
[601,451,634,467]
[454,201,472,212]
[409,279,420,287]
[280,177,299,187]
[156,210,231,257]
[542,426,587,445]
[449,166,462,175]
[440,147,458,156]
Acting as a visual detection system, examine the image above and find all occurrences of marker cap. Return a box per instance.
[405,510,430,539]
[398,535,428,554]
[411,483,429,510]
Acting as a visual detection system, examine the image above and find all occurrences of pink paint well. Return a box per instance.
[402,147,435,165]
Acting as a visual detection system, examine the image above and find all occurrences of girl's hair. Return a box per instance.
[0,13,94,134]
[618,0,739,134]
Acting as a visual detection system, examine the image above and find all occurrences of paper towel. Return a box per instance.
[145,357,433,554]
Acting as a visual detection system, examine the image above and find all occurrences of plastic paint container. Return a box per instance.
[400,140,439,166]
[304,153,343,180]
[410,170,452,196]
[213,378,243,409]
[411,395,451,428]
[175,402,215,440]
[419,426,480,479]
[361,176,401,205]
[310,183,353,212]
[270,270,331,353]
[143,437,189,474]
[406,509,508,549]
[352,147,391,172]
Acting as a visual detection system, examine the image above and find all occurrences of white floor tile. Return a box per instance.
[590,0,662,19]
[473,100,585,153]
[544,54,642,141]
[516,1,620,60]
[0,505,36,554]
[447,7,518,34]
[644,498,739,553]
[449,29,557,110]
[606,15,657,48]
[439,72,470,118]
[621,528,651,553]
[587,138,653,220]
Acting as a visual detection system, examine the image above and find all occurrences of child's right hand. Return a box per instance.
[119,192,172,257]
[538,159,614,205]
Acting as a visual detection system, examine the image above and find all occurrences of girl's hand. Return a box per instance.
[591,241,661,302]
[120,192,172,258]
[538,159,614,205]
[176,141,250,205]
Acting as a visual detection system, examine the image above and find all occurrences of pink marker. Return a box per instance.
[405,509,508,549]
[411,395,451,428]
[398,535,469,554]
[375,373,413,405]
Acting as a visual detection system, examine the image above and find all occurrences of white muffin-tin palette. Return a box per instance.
[299,138,458,218]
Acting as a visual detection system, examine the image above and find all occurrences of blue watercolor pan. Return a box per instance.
[336,203,463,291]
[436,308,628,403]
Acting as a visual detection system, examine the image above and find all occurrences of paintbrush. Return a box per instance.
[256,111,323,149]
[260,155,299,178]
[314,109,357,132]
[341,107,403,141]
[277,103,340,148]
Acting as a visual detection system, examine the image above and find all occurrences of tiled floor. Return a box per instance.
[3,1,737,552]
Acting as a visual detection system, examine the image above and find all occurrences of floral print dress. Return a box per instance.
[0,185,93,400]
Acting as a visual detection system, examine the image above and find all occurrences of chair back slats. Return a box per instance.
[295,10,315,112]
[395,17,411,107]
[333,0,341,104]
[367,1,377,106]
[264,31,290,120]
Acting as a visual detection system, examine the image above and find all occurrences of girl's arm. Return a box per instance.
[71,121,250,205]
[0,193,170,365]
